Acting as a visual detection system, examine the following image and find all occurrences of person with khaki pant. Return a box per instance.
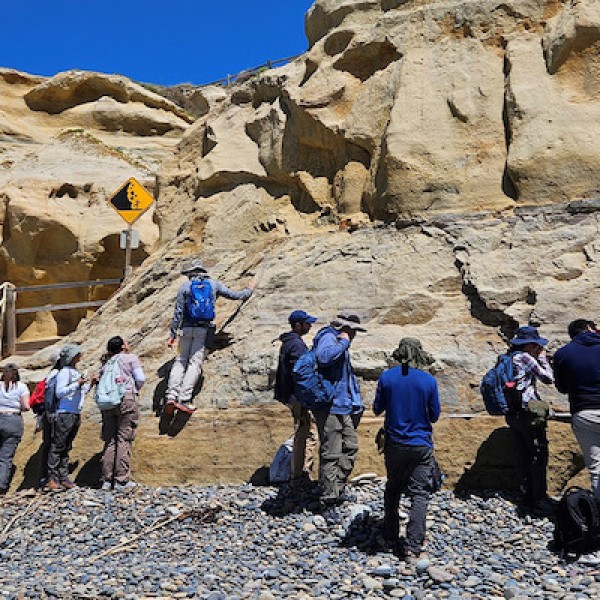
[274,310,318,480]
[167,259,254,408]
[99,336,146,491]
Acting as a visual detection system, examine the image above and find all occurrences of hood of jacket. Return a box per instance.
[279,331,301,343]
[574,331,600,347]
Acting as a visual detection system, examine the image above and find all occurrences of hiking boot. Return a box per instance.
[60,478,77,490]
[115,481,138,491]
[44,479,63,493]
[101,481,113,491]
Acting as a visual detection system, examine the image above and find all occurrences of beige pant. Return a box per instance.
[289,399,317,479]
[167,326,208,403]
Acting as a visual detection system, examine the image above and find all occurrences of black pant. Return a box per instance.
[47,413,80,482]
[506,411,548,504]
[383,443,433,553]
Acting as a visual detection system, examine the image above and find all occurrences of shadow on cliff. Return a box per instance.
[153,358,206,437]
[454,427,518,495]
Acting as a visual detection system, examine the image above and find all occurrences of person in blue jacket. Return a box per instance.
[313,313,365,506]
[554,319,600,499]
[373,337,440,559]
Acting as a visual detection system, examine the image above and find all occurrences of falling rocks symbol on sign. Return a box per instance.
[111,181,142,211]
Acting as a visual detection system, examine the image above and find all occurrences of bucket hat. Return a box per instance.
[510,326,548,347]
[59,343,82,367]
[392,338,435,369]
[181,259,208,275]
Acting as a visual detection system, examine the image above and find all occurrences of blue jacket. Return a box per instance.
[274,331,308,404]
[554,331,600,414]
[313,326,363,416]
[373,365,440,448]
[170,275,253,337]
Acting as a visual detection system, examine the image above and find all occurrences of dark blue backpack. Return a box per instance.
[186,279,215,323]
[44,373,59,415]
[480,353,518,415]
[292,349,333,410]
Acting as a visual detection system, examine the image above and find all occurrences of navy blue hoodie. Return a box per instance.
[274,331,308,404]
[554,331,600,413]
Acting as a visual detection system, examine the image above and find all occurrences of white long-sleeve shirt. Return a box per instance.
[56,367,90,414]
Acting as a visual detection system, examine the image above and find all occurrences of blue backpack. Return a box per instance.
[480,352,518,415]
[186,279,215,323]
[292,349,333,410]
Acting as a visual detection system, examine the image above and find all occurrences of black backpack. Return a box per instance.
[553,487,600,558]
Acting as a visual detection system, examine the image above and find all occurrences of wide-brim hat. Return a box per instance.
[510,325,548,347]
[181,259,208,275]
[331,313,367,333]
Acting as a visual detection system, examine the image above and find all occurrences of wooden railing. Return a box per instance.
[199,55,301,88]
[0,279,122,357]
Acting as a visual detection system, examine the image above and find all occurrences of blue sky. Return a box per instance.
[0,1,314,86]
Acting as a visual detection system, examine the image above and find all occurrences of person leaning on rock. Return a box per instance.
[274,310,318,482]
[45,344,90,492]
[505,326,555,516]
[0,364,30,495]
[553,319,600,499]
[312,313,365,507]
[373,338,440,560]
[166,259,255,409]
[99,336,146,491]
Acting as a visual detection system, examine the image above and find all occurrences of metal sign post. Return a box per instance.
[106,178,155,279]
[124,225,133,278]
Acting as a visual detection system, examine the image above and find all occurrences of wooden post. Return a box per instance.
[124,225,133,279]
[5,284,16,357]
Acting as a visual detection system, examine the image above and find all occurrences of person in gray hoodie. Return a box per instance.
[166,260,255,408]
[313,313,365,506]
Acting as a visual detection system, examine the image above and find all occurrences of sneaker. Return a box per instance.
[177,402,196,414]
[43,479,63,493]
[115,481,138,491]
[60,478,77,490]
[578,550,600,566]
[101,481,113,491]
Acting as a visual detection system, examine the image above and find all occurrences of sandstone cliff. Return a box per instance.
[5,0,600,489]
[0,68,191,338]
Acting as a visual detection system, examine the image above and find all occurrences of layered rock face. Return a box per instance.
[8,0,600,487]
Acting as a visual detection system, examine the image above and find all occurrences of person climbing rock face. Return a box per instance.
[166,259,255,410]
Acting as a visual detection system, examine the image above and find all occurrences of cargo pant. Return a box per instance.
[289,399,317,479]
[47,413,80,482]
[101,395,139,484]
[0,414,24,491]
[166,326,209,404]
[313,412,358,502]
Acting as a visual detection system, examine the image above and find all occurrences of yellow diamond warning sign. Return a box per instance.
[107,178,155,225]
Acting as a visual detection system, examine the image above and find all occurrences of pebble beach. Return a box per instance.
[1,478,598,599]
